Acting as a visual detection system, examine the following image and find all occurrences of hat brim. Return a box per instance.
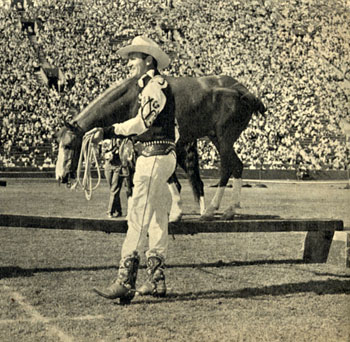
[117,45,170,70]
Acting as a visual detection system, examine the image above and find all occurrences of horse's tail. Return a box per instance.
[184,140,204,203]
[256,98,266,116]
[229,79,267,117]
[241,91,266,116]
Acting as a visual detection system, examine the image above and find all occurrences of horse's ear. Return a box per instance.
[55,126,66,141]
[54,129,61,140]
[63,117,69,127]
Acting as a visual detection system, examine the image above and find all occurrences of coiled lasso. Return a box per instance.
[71,133,101,200]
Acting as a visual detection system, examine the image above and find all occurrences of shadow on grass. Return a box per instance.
[130,279,350,305]
[312,271,350,279]
[0,259,305,279]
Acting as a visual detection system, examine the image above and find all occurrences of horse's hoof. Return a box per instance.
[221,212,235,220]
[169,214,182,223]
[221,207,236,220]
[199,213,215,221]
[200,206,217,221]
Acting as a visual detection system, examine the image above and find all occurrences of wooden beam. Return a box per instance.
[0,214,343,234]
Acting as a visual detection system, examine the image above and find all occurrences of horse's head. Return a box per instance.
[55,120,83,185]
[55,77,139,185]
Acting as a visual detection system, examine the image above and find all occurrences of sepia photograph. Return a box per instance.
[1,0,349,341]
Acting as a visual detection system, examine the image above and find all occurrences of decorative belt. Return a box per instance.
[135,140,176,157]
[141,140,175,147]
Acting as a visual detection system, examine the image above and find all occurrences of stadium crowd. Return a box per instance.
[0,0,349,171]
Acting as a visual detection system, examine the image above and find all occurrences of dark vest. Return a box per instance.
[136,72,176,143]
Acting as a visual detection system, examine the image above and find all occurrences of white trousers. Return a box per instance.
[121,151,176,260]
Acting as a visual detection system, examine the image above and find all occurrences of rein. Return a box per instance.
[72,134,101,200]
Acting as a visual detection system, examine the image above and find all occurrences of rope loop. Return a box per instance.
[73,134,101,200]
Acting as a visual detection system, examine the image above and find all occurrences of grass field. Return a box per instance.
[1,178,350,341]
[1,178,350,226]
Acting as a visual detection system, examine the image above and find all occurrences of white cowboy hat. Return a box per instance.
[117,36,170,70]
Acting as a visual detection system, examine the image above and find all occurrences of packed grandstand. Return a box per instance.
[0,0,349,174]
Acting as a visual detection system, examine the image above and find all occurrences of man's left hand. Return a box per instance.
[85,127,104,143]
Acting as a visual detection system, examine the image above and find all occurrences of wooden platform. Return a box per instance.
[0,214,346,266]
[0,214,343,234]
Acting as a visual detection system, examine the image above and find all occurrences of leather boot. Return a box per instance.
[93,251,139,304]
[137,256,166,297]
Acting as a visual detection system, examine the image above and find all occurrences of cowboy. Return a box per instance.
[101,138,123,218]
[88,36,176,304]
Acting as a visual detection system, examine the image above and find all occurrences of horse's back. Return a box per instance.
[167,75,262,110]
[201,75,266,115]
[166,76,222,138]
[166,75,239,93]
[166,75,265,135]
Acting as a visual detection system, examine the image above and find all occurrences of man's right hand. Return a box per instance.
[85,127,104,144]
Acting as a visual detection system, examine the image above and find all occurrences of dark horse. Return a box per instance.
[55,75,266,220]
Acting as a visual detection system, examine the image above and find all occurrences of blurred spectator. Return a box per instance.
[101,138,124,219]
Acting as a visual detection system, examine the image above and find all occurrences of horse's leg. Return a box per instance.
[168,173,183,223]
[221,151,243,220]
[201,140,230,219]
[201,135,242,220]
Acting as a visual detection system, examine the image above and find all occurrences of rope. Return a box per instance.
[71,134,101,200]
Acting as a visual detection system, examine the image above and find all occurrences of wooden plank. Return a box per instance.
[303,231,335,263]
[327,232,350,268]
[0,214,344,234]
[170,219,343,234]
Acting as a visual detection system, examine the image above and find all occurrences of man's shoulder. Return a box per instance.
[149,75,168,89]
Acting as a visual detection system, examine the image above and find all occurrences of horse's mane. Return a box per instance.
[73,76,137,124]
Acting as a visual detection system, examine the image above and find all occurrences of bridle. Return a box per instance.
[57,121,84,187]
